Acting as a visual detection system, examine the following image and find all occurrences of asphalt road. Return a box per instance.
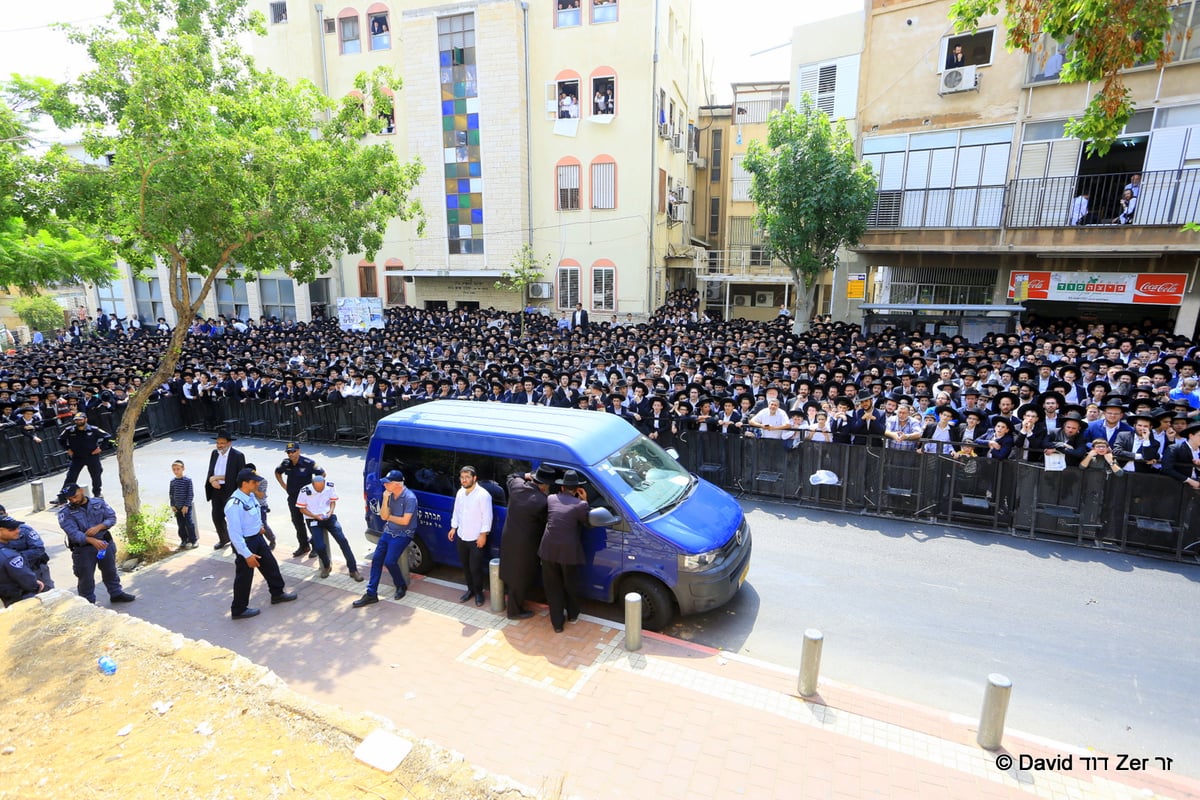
[12,434,1198,777]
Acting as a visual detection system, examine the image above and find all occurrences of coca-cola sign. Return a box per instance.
[1009,271,1188,306]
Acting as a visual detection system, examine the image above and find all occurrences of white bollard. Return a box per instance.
[489,558,504,612]
[977,673,1012,751]
[624,592,642,651]
[797,628,824,697]
[31,480,45,512]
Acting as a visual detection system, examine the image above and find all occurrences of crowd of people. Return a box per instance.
[4,286,1200,609]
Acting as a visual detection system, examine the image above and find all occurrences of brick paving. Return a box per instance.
[58,544,1196,800]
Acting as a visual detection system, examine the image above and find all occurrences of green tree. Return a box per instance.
[494,243,549,337]
[22,0,424,519]
[10,294,67,333]
[950,0,1176,156]
[742,97,876,329]
[0,80,118,291]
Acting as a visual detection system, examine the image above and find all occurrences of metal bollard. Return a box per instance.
[489,558,504,612]
[977,673,1012,751]
[624,592,642,651]
[31,480,45,512]
[797,628,824,697]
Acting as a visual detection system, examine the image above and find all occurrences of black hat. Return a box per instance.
[383,469,406,483]
[61,482,82,497]
[1184,422,1200,437]
[533,464,559,484]
[963,408,989,422]
[0,517,24,529]
[1061,410,1085,423]
[1100,398,1126,411]
[285,442,300,452]
[556,469,586,488]
[235,468,259,484]
[214,431,237,442]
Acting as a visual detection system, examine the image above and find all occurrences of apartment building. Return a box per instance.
[852,0,1200,337]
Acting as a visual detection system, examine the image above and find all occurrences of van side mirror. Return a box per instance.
[588,507,621,528]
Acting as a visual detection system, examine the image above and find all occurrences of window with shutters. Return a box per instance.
[798,64,837,115]
[709,197,721,237]
[731,154,752,201]
[358,262,378,297]
[710,129,723,183]
[270,2,288,24]
[592,263,615,311]
[557,161,581,210]
[557,265,580,309]
[591,158,616,209]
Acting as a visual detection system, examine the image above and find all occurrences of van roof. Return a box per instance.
[374,403,640,465]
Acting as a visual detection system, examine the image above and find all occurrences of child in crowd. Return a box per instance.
[169,459,198,549]
[244,463,278,550]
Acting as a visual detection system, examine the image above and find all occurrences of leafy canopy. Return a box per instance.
[11,294,68,333]
[950,0,1177,156]
[742,96,875,297]
[0,80,118,292]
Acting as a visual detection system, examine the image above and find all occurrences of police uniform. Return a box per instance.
[9,523,54,590]
[275,450,317,554]
[58,420,111,500]
[57,494,134,604]
[296,479,360,578]
[224,485,291,617]
[0,545,41,607]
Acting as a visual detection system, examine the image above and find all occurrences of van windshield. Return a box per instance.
[596,435,694,518]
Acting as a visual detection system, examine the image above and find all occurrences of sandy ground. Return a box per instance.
[0,592,535,800]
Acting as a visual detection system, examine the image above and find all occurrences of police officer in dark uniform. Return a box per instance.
[0,517,43,607]
[54,411,111,504]
[0,505,53,590]
[274,442,318,557]
[56,483,136,605]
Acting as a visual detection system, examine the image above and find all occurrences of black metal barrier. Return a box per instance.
[675,431,1200,564]
[4,397,1197,564]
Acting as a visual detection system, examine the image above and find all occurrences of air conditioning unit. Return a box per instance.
[671,132,684,152]
[733,294,752,307]
[687,149,698,164]
[939,65,978,95]
[669,204,686,223]
[527,282,553,299]
[694,156,707,169]
[658,123,671,139]
[754,291,774,306]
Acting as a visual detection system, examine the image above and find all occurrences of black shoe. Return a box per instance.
[292,546,310,558]
[270,592,298,605]
[352,594,379,608]
[567,614,579,624]
[232,608,261,619]
[508,611,534,620]
[350,571,364,582]
[394,585,407,600]
[474,593,485,607]
[553,626,564,633]
[267,537,277,551]
[459,590,473,603]
[110,593,136,603]
[306,550,318,559]
[214,542,229,551]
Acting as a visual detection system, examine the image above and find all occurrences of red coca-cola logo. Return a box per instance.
[1026,279,1048,289]
[1138,281,1183,293]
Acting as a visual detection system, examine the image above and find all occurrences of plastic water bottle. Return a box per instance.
[97,548,107,561]
[97,656,117,675]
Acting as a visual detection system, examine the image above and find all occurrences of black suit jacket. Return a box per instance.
[1161,441,1199,483]
[1112,431,1161,473]
[572,309,589,330]
[205,446,247,502]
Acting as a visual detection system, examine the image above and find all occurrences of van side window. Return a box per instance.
[381,444,530,507]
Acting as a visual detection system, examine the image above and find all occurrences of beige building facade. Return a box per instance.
[852,0,1200,337]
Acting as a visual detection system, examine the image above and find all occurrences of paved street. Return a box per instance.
[6,433,1199,795]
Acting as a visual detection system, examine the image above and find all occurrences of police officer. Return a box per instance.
[0,504,53,590]
[226,468,296,619]
[296,468,361,581]
[56,483,136,605]
[0,517,43,607]
[274,442,318,557]
[54,411,111,504]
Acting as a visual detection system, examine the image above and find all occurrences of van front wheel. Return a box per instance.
[621,575,675,632]
[406,536,434,574]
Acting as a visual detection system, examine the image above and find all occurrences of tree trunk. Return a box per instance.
[789,269,818,334]
[114,318,194,522]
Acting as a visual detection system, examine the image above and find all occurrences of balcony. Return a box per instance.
[703,248,790,278]
[866,168,1199,231]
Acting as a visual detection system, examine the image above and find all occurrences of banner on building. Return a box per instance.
[846,273,867,300]
[336,297,385,330]
[1007,271,1188,306]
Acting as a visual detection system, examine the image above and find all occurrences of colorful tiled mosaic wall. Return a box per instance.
[438,13,483,255]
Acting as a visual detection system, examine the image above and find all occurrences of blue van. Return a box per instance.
[363,403,751,630]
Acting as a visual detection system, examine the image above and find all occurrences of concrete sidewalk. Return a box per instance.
[43,542,1197,800]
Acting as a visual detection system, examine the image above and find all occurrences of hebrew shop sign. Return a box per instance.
[1008,271,1188,306]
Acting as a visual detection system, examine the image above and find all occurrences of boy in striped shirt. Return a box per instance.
[169,460,198,549]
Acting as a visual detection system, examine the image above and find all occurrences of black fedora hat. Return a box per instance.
[556,469,587,488]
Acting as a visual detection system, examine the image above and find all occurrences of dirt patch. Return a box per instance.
[0,592,536,800]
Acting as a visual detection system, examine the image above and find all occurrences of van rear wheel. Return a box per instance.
[621,575,675,632]
[406,536,434,574]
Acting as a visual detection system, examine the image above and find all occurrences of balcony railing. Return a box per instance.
[866,168,1200,230]
[704,249,788,276]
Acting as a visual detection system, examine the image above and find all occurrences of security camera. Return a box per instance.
[906,18,914,26]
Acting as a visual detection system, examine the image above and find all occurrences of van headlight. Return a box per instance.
[679,548,722,572]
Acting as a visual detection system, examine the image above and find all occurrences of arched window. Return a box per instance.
[589,66,616,118]
[367,3,390,50]
[338,7,360,54]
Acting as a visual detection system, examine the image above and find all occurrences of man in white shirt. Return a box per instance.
[296,469,362,581]
[448,465,493,606]
[748,396,789,439]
